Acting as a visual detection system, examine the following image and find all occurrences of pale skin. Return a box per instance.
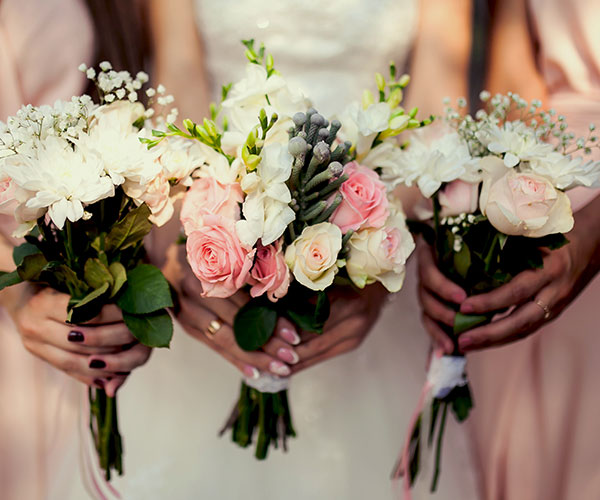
[152,0,473,376]
[418,0,600,352]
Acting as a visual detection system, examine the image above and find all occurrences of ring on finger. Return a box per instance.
[205,318,223,338]
[534,299,551,320]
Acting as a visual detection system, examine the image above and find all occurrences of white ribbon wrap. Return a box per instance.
[426,355,468,399]
[244,373,290,393]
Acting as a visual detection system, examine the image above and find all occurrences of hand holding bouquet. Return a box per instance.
[149,40,428,458]
[0,63,190,480]
[389,93,600,495]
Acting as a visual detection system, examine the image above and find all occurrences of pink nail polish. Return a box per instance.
[242,365,260,379]
[269,361,291,377]
[277,347,299,364]
[280,327,300,345]
[461,303,474,314]
[458,336,473,349]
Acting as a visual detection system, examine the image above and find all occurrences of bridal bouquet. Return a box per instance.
[148,40,427,458]
[0,63,188,480]
[388,92,600,494]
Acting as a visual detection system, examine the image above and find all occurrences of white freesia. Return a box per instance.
[235,142,295,246]
[157,136,202,186]
[384,129,475,197]
[78,104,161,186]
[476,121,554,167]
[339,101,391,157]
[2,136,114,229]
[346,202,415,292]
[285,222,342,291]
[221,63,309,154]
[529,151,600,190]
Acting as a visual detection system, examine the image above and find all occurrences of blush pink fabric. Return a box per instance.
[467,2,600,499]
[0,1,94,499]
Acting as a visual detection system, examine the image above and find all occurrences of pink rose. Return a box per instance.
[180,177,243,235]
[186,215,255,298]
[249,240,290,302]
[479,157,573,237]
[0,174,17,215]
[438,180,479,217]
[330,162,389,233]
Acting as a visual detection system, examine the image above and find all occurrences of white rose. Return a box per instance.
[346,207,415,292]
[285,222,342,291]
[479,156,574,237]
[338,101,391,157]
[124,173,174,227]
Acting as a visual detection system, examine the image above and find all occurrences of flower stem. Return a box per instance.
[430,402,448,492]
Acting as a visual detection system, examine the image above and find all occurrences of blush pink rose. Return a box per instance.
[0,175,17,215]
[249,240,290,302]
[186,215,255,298]
[180,177,243,235]
[330,162,389,233]
[438,180,479,217]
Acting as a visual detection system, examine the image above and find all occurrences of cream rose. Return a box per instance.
[438,180,480,217]
[479,156,574,237]
[285,222,342,291]
[346,210,415,292]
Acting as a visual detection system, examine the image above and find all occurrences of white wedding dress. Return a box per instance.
[105,2,479,499]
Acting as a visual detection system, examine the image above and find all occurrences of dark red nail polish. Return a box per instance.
[89,359,106,369]
[115,371,130,376]
[68,331,84,342]
[93,379,104,388]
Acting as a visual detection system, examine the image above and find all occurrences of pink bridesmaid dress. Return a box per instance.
[0,0,94,498]
[467,1,600,499]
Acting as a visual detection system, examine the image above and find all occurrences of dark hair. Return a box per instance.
[83,0,152,93]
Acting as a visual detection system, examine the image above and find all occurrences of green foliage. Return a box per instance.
[13,242,41,266]
[122,309,173,348]
[0,270,23,291]
[234,298,278,351]
[104,204,152,252]
[116,264,173,315]
[281,289,330,334]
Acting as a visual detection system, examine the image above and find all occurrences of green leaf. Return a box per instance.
[84,258,114,289]
[108,262,127,298]
[17,253,48,281]
[453,312,491,335]
[104,204,152,252]
[43,262,89,298]
[67,282,110,324]
[0,270,23,291]
[122,309,173,348]
[537,233,569,250]
[234,299,278,351]
[116,264,173,314]
[13,242,41,266]
[448,384,473,422]
[453,242,471,279]
[284,291,330,334]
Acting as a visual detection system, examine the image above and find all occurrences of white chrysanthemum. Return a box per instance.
[338,101,391,157]
[2,136,114,229]
[528,152,600,190]
[477,121,554,167]
[236,142,295,247]
[78,103,161,186]
[383,129,474,198]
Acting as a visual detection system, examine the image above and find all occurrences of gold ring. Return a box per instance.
[534,299,551,320]
[206,319,223,337]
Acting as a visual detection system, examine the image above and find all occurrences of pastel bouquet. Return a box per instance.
[0,63,191,481]
[148,40,427,458]
[388,92,600,494]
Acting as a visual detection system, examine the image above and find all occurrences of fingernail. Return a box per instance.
[280,327,300,345]
[269,361,291,377]
[242,365,260,379]
[89,359,106,369]
[453,291,467,303]
[68,330,84,342]
[461,303,474,314]
[458,336,473,350]
[277,347,299,364]
[115,371,130,376]
[93,379,104,389]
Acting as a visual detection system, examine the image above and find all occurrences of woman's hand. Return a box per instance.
[290,283,388,374]
[178,270,301,378]
[418,197,600,352]
[13,287,151,396]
